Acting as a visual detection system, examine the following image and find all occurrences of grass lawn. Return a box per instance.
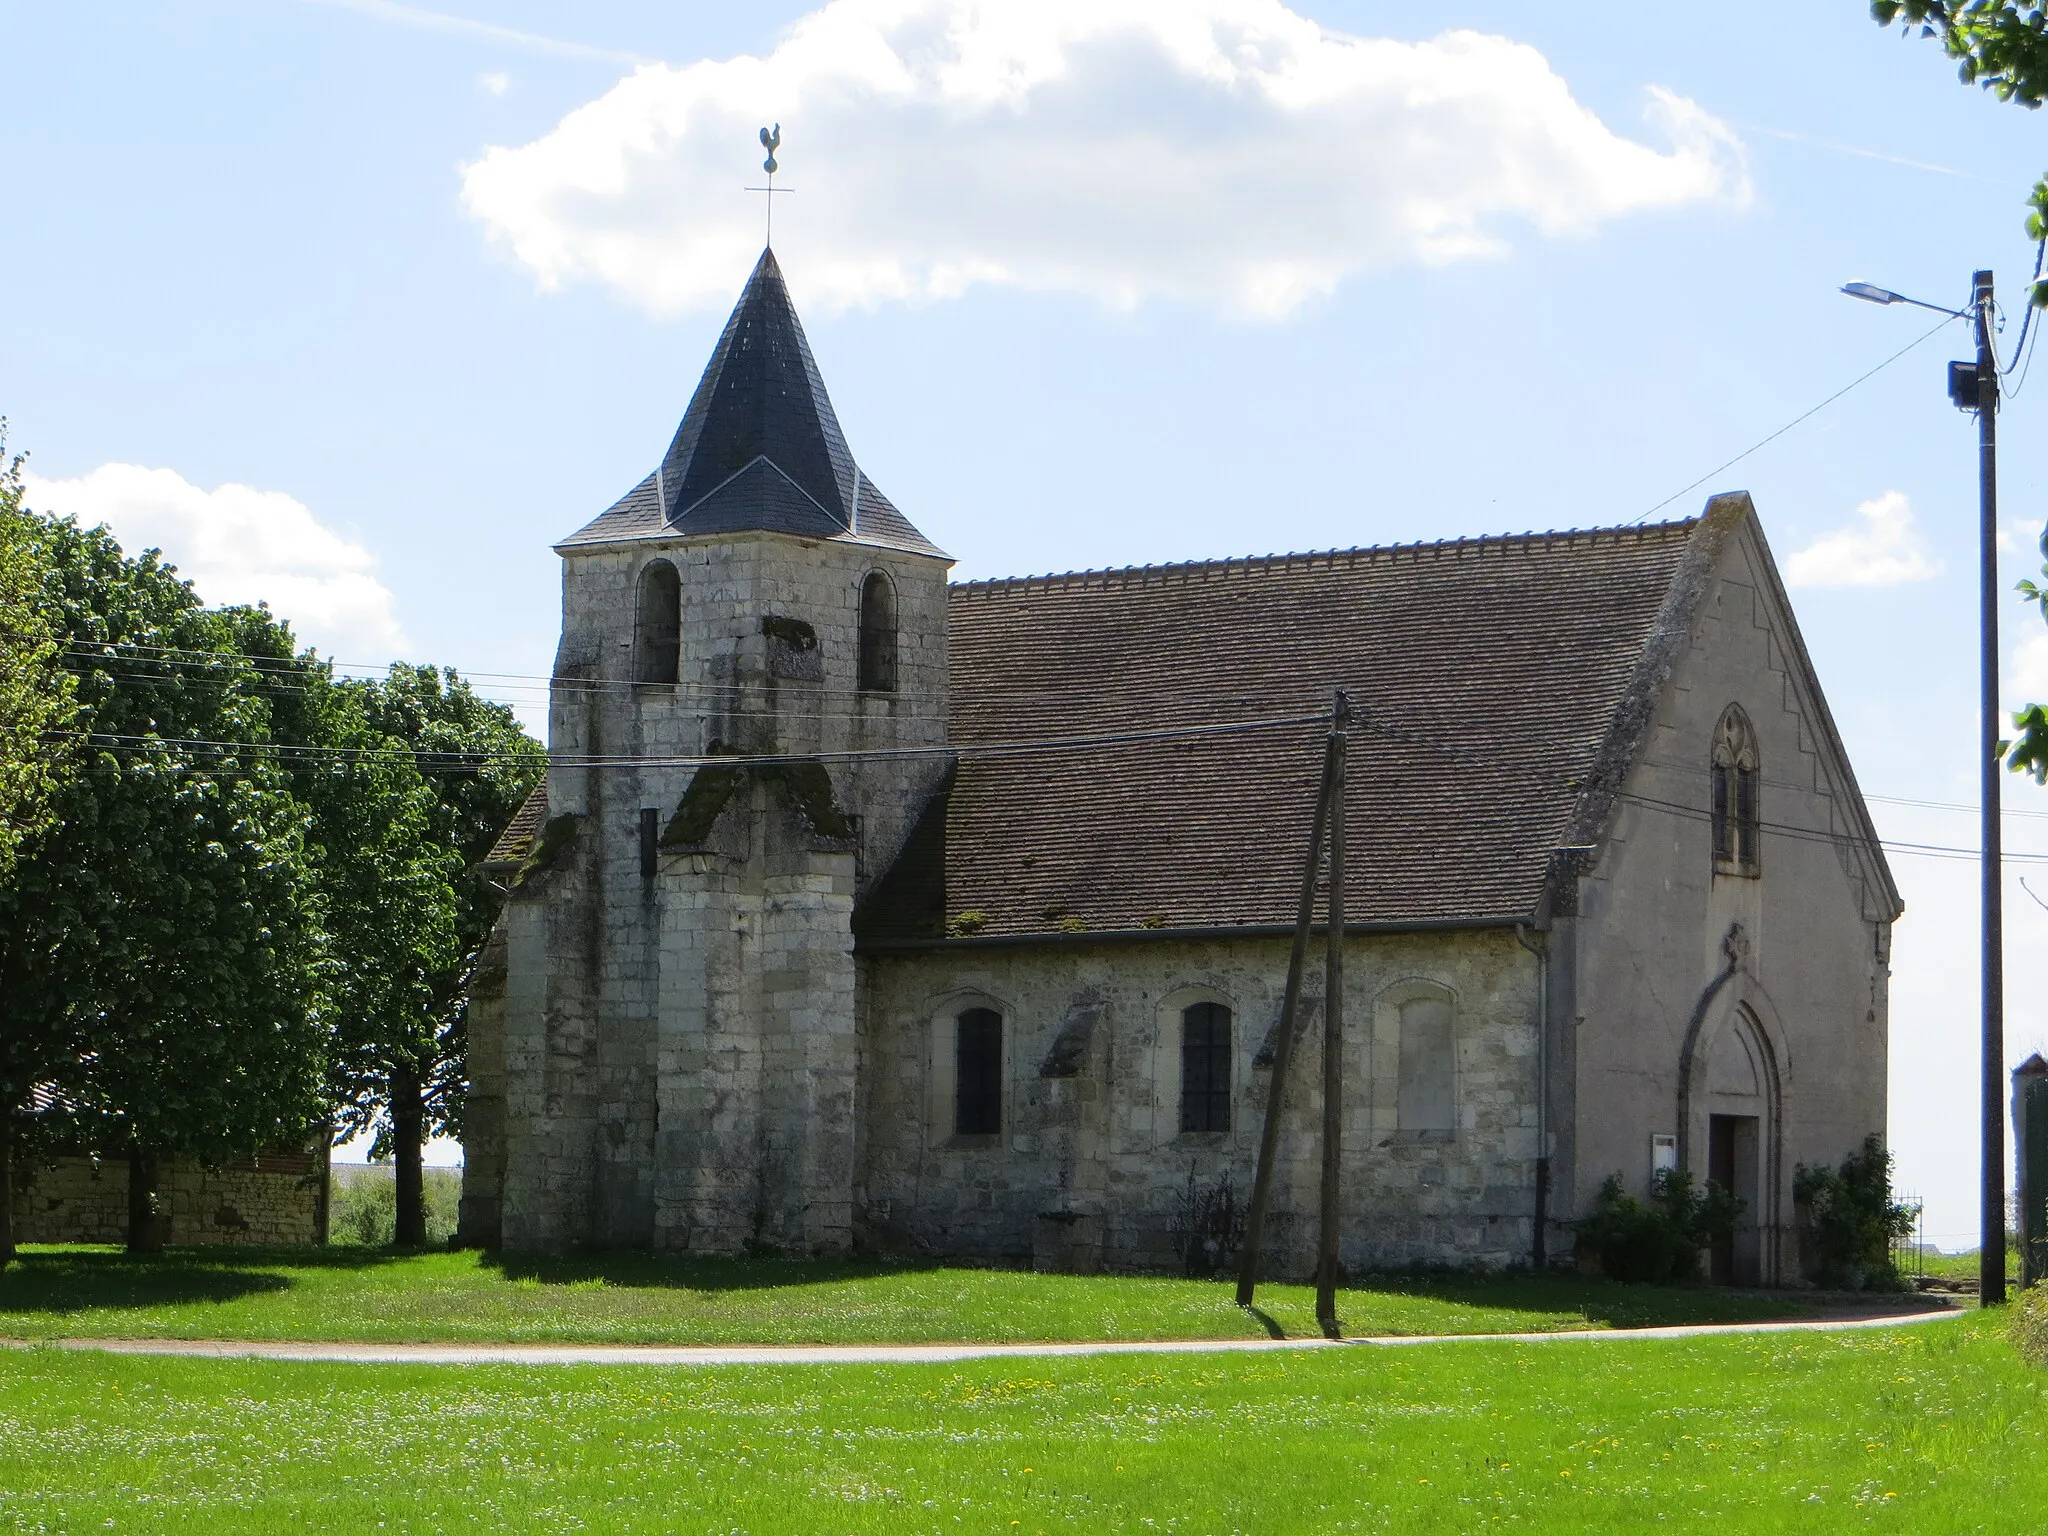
[0,1310,2033,1532]
[0,1246,1886,1346]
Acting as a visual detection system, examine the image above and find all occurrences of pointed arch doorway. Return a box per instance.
[1692,1004,1782,1286]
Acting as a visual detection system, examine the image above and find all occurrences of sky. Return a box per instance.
[2,0,2045,1230]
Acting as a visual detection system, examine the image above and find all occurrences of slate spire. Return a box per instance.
[655,247,862,538]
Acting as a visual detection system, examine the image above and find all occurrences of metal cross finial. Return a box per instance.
[746,123,792,247]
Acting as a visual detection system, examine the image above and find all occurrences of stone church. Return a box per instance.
[459,246,1900,1285]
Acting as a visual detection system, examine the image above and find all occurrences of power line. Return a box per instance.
[1639,756,2048,822]
[1617,788,2048,866]
[49,710,1331,774]
[1629,313,1959,525]
[34,637,2048,837]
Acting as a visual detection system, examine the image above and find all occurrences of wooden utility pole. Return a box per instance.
[1315,691,1351,1338]
[1235,731,1339,1309]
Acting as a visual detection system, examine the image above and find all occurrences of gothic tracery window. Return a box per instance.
[1711,706,1761,876]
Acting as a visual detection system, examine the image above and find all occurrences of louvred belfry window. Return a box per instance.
[1711,706,1761,876]
[955,1007,1002,1136]
[1180,1002,1232,1133]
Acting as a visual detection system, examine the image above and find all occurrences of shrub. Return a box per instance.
[1169,1167,1244,1279]
[1794,1135,1914,1291]
[329,1167,462,1248]
[1576,1170,1741,1284]
[2014,1283,2048,1368]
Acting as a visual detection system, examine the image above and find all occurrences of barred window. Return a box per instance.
[955,1007,1003,1136]
[1179,1002,1232,1133]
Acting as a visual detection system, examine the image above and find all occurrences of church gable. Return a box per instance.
[1614,498,1900,925]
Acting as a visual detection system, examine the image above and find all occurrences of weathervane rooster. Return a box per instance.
[752,124,787,245]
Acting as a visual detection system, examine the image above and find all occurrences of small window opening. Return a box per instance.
[858,571,898,692]
[1711,706,1761,875]
[634,559,681,685]
[638,807,659,879]
[1396,993,1455,1131]
[955,1007,1003,1135]
[1179,1002,1232,1133]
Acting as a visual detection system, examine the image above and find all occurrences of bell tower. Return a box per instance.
[493,246,951,1254]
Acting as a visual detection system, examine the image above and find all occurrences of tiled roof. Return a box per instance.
[557,468,945,558]
[555,247,946,561]
[661,247,861,527]
[484,784,549,866]
[858,519,1710,942]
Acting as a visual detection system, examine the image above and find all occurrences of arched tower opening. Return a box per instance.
[634,558,681,684]
[858,571,898,693]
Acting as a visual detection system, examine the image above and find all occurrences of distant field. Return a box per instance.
[0,1310,2025,1533]
[326,1165,462,1247]
[0,1247,1886,1346]
[1904,1244,2023,1286]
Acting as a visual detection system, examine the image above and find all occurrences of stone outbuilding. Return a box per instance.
[460,246,1901,1284]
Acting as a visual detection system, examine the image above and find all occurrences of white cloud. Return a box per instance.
[1785,491,1944,589]
[458,0,1747,319]
[480,70,511,96]
[25,464,409,661]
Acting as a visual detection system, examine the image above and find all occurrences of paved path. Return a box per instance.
[16,1306,1961,1367]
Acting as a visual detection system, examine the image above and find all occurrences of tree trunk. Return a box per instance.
[392,1062,426,1248]
[126,1145,165,1254]
[0,1111,16,1267]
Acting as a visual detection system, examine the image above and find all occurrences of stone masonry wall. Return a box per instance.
[12,1150,328,1246]
[456,914,509,1248]
[653,789,858,1255]
[857,928,1543,1278]
[481,527,949,1253]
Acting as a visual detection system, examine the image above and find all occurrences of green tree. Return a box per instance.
[1874,3,2048,109]
[299,677,461,1249]
[0,427,77,1263]
[0,423,73,876]
[0,514,325,1257]
[1872,2,2048,780]
[322,665,541,1246]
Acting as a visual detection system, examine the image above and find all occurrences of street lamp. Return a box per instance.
[1842,270,2006,1305]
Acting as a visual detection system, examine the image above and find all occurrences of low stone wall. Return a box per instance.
[10,1149,329,1246]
